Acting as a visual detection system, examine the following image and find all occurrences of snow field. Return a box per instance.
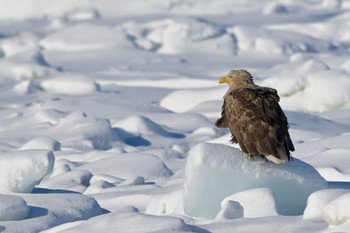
[0,0,350,232]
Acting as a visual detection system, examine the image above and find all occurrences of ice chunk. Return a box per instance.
[0,150,55,193]
[220,188,278,218]
[0,194,29,221]
[323,193,350,226]
[303,189,350,220]
[184,143,327,219]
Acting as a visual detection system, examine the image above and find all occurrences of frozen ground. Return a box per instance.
[0,0,350,232]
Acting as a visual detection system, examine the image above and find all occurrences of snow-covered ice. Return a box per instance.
[0,0,350,232]
[184,143,327,219]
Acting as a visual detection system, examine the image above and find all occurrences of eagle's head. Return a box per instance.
[219,69,254,89]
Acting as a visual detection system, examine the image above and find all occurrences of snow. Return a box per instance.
[184,143,327,219]
[0,194,29,221]
[215,200,244,220]
[40,74,100,95]
[21,137,61,151]
[1,193,103,233]
[323,193,350,226]
[219,188,278,218]
[0,0,350,232]
[80,152,173,180]
[0,150,55,193]
[303,189,350,220]
[40,23,132,52]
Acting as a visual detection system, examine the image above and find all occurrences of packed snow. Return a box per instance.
[0,0,350,232]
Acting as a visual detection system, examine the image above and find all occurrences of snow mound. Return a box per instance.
[21,137,61,151]
[1,193,103,232]
[64,8,100,22]
[44,211,192,233]
[0,51,56,80]
[0,35,39,57]
[53,111,119,150]
[280,70,350,112]
[232,25,336,55]
[114,115,182,138]
[0,194,30,221]
[263,2,288,14]
[303,189,350,220]
[80,152,173,180]
[40,170,93,193]
[160,86,225,113]
[143,18,236,55]
[184,143,327,219]
[323,193,350,226]
[145,189,184,216]
[40,74,99,95]
[0,150,55,193]
[40,23,132,52]
[218,188,278,218]
[216,200,243,220]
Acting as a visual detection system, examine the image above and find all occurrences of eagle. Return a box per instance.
[215,69,294,164]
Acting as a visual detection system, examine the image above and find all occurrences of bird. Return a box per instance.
[215,69,295,164]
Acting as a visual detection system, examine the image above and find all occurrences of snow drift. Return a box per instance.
[0,194,30,221]
[184,143,327,219]
[0,150,55,193]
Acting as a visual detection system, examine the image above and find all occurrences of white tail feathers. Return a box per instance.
[265,146,288,164]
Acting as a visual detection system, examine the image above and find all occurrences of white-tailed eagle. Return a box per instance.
[215,69,294,164]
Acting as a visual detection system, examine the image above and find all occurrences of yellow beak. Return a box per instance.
[219,76,230,84]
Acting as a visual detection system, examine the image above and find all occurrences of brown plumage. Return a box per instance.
[215,69,294,164]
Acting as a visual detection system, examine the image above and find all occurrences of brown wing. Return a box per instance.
[215,98,229,128]
[225,85,294,160]
[215,98,238,143]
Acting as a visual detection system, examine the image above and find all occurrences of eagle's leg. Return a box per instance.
[247,154,268,162]
[230,134,238,144]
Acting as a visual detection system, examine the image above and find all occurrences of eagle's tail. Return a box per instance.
[265,145,290,164]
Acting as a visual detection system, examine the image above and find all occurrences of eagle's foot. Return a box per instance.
[246,154,254,160]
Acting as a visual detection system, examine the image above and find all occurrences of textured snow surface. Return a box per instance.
[0,0,350,232]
